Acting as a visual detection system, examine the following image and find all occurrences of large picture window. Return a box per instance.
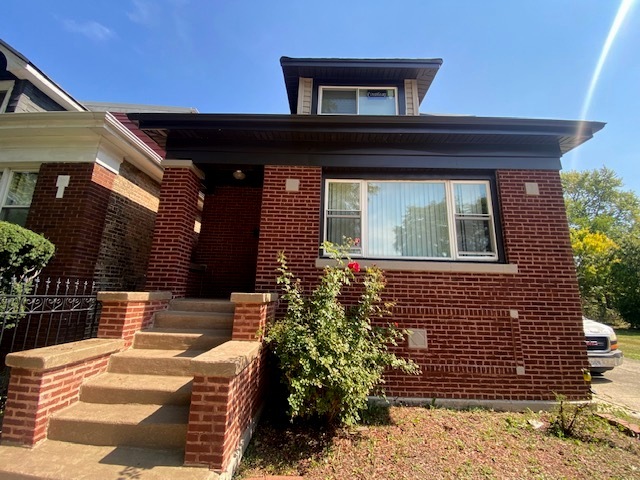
[0,169,38,227]
[319,87,398,115]
[324,179,498,261]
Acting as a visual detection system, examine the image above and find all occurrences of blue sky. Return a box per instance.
[3,0,639,193]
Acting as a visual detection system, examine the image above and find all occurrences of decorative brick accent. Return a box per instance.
[230,293,278,341]
[254,166,589,401]
[97,292,171,347]
[190,186,262,297]
[185,345,265,473]
[145,165,203,297]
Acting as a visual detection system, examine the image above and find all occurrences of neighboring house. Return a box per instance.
[0,39,604,402]
[0,40,169,291]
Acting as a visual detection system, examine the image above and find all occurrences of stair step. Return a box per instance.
[0,440,217,480]
[81,373,193,405]
[48,402,189,449]
[154,310,234,330]
[109,349,205,376]
[134,329,231,350]
[170,298,235,313]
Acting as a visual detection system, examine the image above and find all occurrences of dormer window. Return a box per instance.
[319,86,397,115]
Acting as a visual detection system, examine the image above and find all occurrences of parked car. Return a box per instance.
[583,318,624,374]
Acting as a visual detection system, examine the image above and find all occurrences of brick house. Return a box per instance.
[132,57,604,403]
[0,40,604,403]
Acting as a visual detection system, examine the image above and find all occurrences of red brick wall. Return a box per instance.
[190,186,262,298]
[185,348,266,471]
[26,163,114,282]
[255,166,589,401]
[255,166,322,291]
[98,299,169,348]
[93,162,160,290]
[1,355,111,446]
[145,167,202,297]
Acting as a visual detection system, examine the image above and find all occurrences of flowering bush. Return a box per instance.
[265,241,420,426]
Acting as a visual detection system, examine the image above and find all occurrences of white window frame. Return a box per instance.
[323,179,498,261]
[0,80,15,113]
[318,86,399,115]
[0,168,38,226]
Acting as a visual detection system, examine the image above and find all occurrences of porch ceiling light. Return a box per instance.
[233,169,246,180]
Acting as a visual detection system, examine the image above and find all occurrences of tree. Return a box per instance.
[561,168,640,325]
[562,167,639,240]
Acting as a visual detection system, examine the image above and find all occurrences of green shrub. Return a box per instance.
[265,241,420,427]
[0,221,55,291]
[0,222,55,330]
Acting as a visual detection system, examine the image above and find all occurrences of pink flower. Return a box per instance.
[347,262,361,273]
[353,237,361,246]
[394,322,399,328]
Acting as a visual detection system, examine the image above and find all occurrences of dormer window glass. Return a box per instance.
[319,87,397,115]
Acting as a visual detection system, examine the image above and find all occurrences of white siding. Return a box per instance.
[404,79,419,116]
[296,77,313,115]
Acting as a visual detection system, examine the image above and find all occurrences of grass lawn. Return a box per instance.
[617,329,640,360]
[235,404,640,480]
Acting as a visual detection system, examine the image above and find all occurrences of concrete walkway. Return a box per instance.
[591,357,640,418]
[0,440,218,480]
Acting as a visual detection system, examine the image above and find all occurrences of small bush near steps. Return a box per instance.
[265,241,419,427]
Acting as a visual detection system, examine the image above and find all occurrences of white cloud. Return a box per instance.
[128,0,155,26]
[61,19,114,42]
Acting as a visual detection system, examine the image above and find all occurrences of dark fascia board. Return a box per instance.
[280,57,443,113]
[130,112,605,153]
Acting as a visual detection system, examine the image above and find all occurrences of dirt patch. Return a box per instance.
[235,404,640,480]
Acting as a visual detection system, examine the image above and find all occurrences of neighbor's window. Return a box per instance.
[324,179,497,261]
[0,170,38,227]
[319,87,397,115]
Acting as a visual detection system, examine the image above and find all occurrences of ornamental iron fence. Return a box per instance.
[0,277,101,366]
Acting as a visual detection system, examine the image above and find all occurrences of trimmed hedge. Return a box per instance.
[0,221,55,291]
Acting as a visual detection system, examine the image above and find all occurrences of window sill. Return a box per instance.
[315,258,518,274]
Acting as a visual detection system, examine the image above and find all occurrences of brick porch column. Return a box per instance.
[145,161,203,297]
[97,291,172,347]
[230,292,278,341]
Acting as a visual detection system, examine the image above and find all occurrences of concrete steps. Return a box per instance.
[108,348,206,376]
[133,328,230,350]
[0,440,218,480]
[81,373,193,405]
[48,402,189,449]
[154,310,234,330]
[42,299,235,460]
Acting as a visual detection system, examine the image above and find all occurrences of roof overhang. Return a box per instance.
[130,113,605,169]
[0,39,86,112]
[0,111,163,181]
[280,57,443,113]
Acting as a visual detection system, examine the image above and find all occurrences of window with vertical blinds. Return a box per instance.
[324,179,497,260]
